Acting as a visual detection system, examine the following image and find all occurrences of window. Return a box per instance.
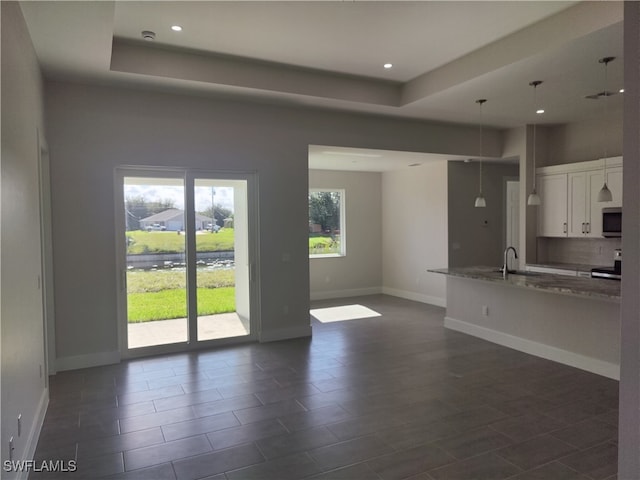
[309,189,345,257]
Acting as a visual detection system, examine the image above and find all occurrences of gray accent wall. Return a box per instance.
[448,162,520,268]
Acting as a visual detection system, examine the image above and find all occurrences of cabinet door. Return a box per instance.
[567,172,587,237]
[537,173,568,237]
[586,170,604,237]
[606,166,623,207]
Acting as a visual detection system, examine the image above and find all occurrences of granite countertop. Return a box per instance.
[429,266,620,302]
[526,262,609,273]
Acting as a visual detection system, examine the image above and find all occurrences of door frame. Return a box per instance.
[114,166,260,359]
[37,129,56,378]
[505,178,520,254]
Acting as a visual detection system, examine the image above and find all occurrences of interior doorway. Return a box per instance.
[115,168,257,356]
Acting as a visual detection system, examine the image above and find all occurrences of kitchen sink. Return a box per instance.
[494,269,540,277]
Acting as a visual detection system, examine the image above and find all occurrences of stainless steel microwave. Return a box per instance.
[602,207,622,237]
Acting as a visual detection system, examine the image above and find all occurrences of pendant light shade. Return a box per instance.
[527,81,543,206]
[527,188,541,206]
[474,99,487,208]
[597,56,615,203]
[597,182,613,202]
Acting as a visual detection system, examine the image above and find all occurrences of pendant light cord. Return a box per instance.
[602,59,609,172]
[600,57,615,178]
[529,81,542,192]
[477,99,486,195]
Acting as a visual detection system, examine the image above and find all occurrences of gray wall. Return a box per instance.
[382,162,448,306]
[44,80,500,369]
[1,2,49,472]
[619,3,640,476]
[309,169,382,299]
[448,162,519,268]
[546,106,623,166]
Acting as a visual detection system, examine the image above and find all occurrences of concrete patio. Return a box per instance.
[127,312,248,348]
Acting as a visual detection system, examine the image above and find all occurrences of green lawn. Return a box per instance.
[127,287,235,322]
[127,229,235,254]
[309,235,341,255]
[126,268,235,322]
[127,269,234,293]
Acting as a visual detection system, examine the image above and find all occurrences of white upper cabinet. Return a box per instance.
[536,157,622,238]
[538,173,568,237]
[567,171,587,236]
[605,164,623,207]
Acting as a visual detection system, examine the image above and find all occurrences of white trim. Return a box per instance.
[309,253,345,259]
[259,325,312,342]
[382,287,447,308]
[16,388,49,480]
[114,168,260,358]
[444,316,620,380]
[310,287,382,301]
[536,156,622,176]
[55,350,120,372]
[309,286,447,306]
[308,188,346,257]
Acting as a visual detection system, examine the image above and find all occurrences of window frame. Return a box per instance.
[308,188,346,258]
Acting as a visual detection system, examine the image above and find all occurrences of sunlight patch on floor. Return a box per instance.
[310,304,382,323]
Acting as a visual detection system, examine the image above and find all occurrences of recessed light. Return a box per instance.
[619,88,625,93]
[536,109,545,114]
[171,25,183,32]
[383,63,393,69]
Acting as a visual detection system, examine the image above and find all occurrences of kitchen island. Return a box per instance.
[431,267,620,379]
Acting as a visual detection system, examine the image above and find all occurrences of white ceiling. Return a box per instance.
[20,1,624,171]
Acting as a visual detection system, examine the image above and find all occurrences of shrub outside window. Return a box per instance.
[309,189,345,257]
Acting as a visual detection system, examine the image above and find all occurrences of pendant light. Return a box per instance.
[597,56,615,203]
[474,99,487,208]
[527,81,542,206]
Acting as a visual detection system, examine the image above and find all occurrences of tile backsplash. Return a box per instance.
[537,237,622,266]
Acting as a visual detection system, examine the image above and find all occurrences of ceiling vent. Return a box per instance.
[585,90,619,100]
[141,30,156,41]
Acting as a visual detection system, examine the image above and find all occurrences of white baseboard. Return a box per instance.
[383,287,446,308]
[259,324,312,342]
[444,316,620,380]
[55,350,120,372]
[310,287,382,301]
[13,388,50,479]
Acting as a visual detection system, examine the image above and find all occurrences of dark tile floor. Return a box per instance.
[32,295,619,479]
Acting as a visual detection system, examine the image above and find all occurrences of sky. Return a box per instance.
[124,184,234,212]
[124,184,233,212]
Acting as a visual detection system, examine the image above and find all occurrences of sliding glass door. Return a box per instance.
[116,169,255,355]
[193,177,250,341]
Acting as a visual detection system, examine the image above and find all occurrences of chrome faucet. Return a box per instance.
[502,246,518,278]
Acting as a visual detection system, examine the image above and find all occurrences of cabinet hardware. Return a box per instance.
[563,222,567,234]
